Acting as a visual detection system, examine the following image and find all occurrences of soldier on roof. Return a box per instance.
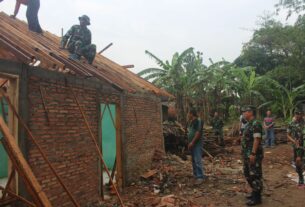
[0,0,43,33]
[60,15,97,65]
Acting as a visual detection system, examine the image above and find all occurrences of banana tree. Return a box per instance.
[138,48,195,123]
[269,79,305,119]
[229,67,267,105]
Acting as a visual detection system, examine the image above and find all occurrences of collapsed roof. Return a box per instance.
[0,12,173,98]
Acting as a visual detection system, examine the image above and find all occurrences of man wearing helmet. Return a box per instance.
[61,15,97,64]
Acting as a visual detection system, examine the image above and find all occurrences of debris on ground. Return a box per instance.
[103,130,305,207]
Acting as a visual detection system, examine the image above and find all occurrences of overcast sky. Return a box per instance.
[0,0,289,73]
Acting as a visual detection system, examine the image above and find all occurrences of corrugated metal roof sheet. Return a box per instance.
[0,12,173,98]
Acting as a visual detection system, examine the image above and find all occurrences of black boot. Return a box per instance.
[246,192,262,206]
[69,53,81,61]
[297,167,304,186]
[298,176,304,186]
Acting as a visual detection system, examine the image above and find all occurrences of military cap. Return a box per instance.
[79,15,91,25]
[241,105,256,112]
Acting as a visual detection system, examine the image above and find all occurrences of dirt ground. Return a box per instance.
[104,144,305,207]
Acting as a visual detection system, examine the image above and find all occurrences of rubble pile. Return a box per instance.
[102,143,303,207]
[163,120,240,158]
[163,120,186,155]
[274,127,288,144]
[118,149,250,207]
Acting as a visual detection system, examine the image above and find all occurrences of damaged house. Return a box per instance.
[0,12,173,206]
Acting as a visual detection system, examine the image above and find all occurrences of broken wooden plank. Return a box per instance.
[0,186,36,207]
[0,89,80,207]
[39,85,50,125]
[0,116,52,207]
[141,169,158,179]
[0,168,16,201]
[71,88,125,207]
[0,196,18,206]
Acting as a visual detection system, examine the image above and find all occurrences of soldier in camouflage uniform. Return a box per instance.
[211,112,224,146]
[287,108,305,187]
[60,15,96,64]
[241,105,264,206]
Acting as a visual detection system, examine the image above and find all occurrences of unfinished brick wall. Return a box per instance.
[27,75,102,207]
[123,94,164,183]
[24,74,164,205]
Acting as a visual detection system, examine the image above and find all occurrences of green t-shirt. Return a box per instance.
[187,118,202,143]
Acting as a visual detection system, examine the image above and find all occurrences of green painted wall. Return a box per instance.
[0,98,8,178]
[101,104,116,170]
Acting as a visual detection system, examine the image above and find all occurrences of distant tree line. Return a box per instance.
[138,2,305,124]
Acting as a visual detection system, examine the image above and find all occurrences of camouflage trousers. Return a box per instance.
[214,129,224,146]
[294,148,304,178]
[67,40,97,64]
[243,157,263,193]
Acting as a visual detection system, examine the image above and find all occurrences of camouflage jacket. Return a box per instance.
[242,119,263,158]
[211,117,224,130]
[287,119,305,149]
[61,25,92,48]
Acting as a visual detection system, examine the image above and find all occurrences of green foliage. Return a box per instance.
[276,0,305,17]
[138,2,305,123]
[267,79,305,118]
[236,15,305,85]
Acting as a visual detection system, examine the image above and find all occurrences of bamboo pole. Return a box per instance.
[39,86,50,125]
[0,117,51,206]
[0,186,36,207]
[98,43,113,54]
[70,88,125,207]
[0,89,80,207]
[0,169,15,201]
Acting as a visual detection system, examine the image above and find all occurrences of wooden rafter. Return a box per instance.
[71,88,125,207]
[0,117,52,207]
[0,89,80,207]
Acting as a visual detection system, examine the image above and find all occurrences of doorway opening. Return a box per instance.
[99,103,123,196]
[0,73,19,197]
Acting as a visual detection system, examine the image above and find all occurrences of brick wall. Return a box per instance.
[123,94,164,183]
[25,74,164,205]
[27,75,102,206]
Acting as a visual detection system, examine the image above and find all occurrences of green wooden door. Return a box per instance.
[0,98,8,178]
[101,104,116,170]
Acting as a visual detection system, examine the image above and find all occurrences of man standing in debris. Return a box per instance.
[187,108,204,185]
[60,15,97,64]
[263,110,275,148]
[287,108,305,188]
[241,105,263,206]
[0,0,43,33]
[211,111,225,146]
